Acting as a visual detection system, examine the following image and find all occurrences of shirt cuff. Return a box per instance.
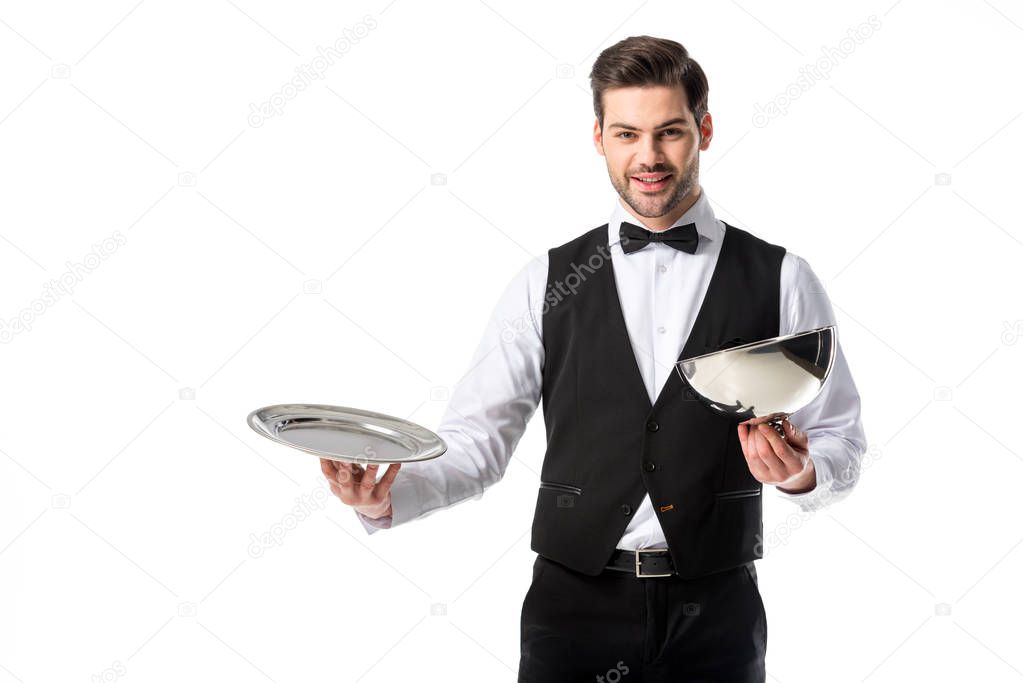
[355,509,392,534]
[353,468,423,534]
[387,467,425,527]
[773,449,837,512]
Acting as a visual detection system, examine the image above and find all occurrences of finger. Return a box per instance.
[783,418,809,448]
[744,442,769,481]
[334,462,356,488]
[320,458,338,478]
[351,463,370,491]
[743,427,766,478]
[737,424,758,470]
[376,463,402,494]
[753,426,786,477]
[359,463,381,490]
[759,423,798,466]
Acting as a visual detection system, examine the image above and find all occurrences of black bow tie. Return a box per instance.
[619,220,699,255]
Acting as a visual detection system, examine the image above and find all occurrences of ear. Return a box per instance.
[698,111,713,150]
[593,118,605,157]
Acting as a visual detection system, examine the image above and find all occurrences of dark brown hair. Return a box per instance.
[589,35,709,139]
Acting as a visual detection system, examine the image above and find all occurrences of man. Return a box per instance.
[321,35,866,682]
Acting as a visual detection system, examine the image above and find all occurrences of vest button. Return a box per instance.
[643,461,656,472]
[646,420,659,432]
[620,504,632,515]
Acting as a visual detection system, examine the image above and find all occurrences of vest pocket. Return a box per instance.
[715,487,761,500]
[539,481,582,495]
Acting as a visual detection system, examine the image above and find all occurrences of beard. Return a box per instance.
[611,153,699,221]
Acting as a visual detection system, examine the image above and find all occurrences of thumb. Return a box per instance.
[783,418,807,444]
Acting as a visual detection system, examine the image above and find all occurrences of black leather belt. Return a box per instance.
[605,548,677,577]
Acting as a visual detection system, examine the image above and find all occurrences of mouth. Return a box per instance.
[631,173,672,192]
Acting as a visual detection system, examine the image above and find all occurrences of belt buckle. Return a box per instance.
[634,548,673,578]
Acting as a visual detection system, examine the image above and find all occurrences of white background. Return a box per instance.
[1,0,1021,681]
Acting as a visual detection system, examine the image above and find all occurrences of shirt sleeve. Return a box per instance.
[354,256,547,533]
[773,252,868,512]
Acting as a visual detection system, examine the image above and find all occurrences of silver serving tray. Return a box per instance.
[247,403,447,464]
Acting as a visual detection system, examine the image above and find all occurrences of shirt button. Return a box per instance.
[658,264,667,273]
[646,420,659,432]
[643,461,656,472]
[621,504,632,515]
[657,326,666,334]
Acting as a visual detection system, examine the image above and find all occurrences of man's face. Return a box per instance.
[594,85,712,224]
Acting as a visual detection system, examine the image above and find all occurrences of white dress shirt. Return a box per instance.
[356,185,867,550]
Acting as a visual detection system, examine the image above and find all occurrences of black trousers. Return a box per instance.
[518,554,767,682]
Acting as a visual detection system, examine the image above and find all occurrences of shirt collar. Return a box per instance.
[607,185,722,249]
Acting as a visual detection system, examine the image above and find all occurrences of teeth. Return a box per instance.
[637,175,668,183]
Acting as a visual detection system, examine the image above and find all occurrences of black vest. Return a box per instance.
[531,221,786,578]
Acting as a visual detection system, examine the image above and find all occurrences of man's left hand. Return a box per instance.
[737,418,816,494]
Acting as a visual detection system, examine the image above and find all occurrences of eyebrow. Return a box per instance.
[606,117,689,131]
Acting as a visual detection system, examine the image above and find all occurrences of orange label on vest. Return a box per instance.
[659,504,674,512]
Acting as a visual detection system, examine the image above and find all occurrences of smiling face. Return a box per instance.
[594,85,713,230]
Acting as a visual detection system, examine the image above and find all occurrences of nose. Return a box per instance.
[634,135,665,170]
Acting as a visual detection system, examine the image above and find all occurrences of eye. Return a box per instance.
[615,129,684,140]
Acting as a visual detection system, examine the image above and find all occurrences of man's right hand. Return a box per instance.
[320,458,401,519]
